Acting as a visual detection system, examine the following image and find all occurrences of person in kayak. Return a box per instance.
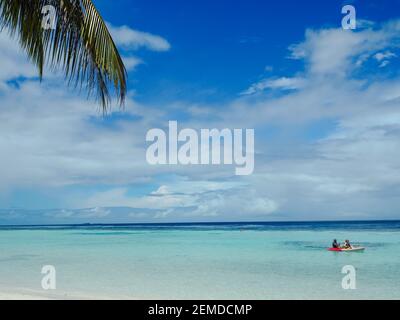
[342,239,352,249]
[332,239,340,248]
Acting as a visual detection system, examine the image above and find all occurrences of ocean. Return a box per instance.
[0,221,399,299]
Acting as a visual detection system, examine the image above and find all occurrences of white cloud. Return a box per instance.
[81,179,242,211]
[2,20,400,222]
[357,19,376,29]
[223,21,400,219]
[78,179,278,220]
[374,51,397,67]
[374,51,396,61]
[106,23,171,73]
[107,24,171,52]
[288,26,396,76]
[241,77,305,95]
[48,207,110,219]
[122,56,143,71]
[83,187,195,210]
[0,32,37,82]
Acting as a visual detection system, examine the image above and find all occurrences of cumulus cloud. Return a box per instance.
[82,179,247,211]
[241,77,306,95]
[0,32,37,82]
[374,51,397,67]
[104,23,171,72]
[2,19,400,223]
[122,56,143,71]
[288,25,397,76]
[107,24,171,52]
[374,51,396,61]
[222,21,400,219]
[48,207,110,219]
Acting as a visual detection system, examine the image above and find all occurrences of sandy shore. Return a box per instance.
[0,286,144,299]
[0,292,50,300]
[0,288,110,300]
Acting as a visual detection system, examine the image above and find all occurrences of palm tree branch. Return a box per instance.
[0,0,127,111]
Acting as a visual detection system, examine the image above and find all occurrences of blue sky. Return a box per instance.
[1,0,400,224]
[97,0,399,103]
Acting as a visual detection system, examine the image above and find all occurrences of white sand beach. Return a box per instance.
[0,292,50,300]
[0,287,110,300]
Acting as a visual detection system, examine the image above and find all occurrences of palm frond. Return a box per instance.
[0,0,127,111]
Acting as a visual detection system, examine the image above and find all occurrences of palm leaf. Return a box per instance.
[0,0,127,111]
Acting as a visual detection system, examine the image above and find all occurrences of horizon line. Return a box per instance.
[1,218,399,228]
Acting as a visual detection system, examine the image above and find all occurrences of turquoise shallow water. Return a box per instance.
[0,221,399,299]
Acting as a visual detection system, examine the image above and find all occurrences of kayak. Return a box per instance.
[328,247,365,252]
